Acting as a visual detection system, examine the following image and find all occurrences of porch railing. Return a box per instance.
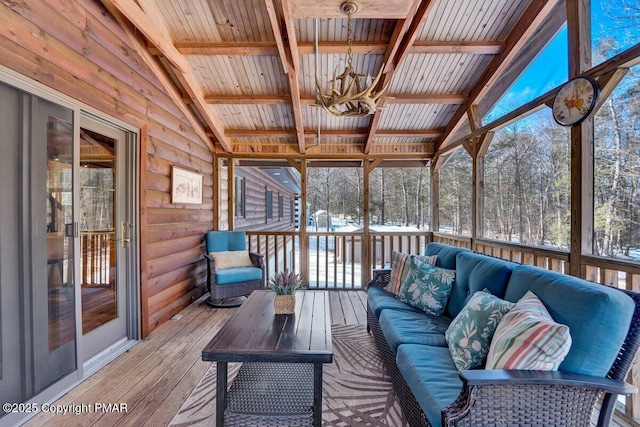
[246,230,432,289]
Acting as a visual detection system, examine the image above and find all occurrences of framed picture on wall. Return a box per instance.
[171,166,203,204]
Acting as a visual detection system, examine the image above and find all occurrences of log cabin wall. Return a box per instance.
[0,0,214,336]
[235,166,296,232]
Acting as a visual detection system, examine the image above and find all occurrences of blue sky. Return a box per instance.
[486,1,639,121]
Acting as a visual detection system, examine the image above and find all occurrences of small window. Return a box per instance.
[278,194,284,220]
[266,189,273,220]
[235,176,245,218]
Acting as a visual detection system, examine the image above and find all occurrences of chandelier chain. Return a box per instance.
[347,10,353,68]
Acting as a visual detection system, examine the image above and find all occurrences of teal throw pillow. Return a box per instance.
[445,289,515,371]
[396,255,454,316]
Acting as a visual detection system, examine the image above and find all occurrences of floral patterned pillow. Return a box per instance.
[445,289,515,371]
[396,255,455,316]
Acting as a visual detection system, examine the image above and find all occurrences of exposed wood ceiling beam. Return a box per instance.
[264,0,291,73]
[364,0,435,154]
[410,41,504,55]
[200,93,465,105]
[164,41,504,56]
[436,0,557,151]
[223,128,443,138]
[265,0,306,154]
[103,0,232,152]
[98,0,216,153]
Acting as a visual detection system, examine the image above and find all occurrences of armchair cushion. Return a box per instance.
[215,266,263,285]
[211,250,253,269]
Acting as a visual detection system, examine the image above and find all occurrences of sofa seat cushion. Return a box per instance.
[379,309,451,352]
[215,266,262,285]
[505,264,635,377]
[367,286,422,317]
[446,252,514,319]
[396,344,463,427]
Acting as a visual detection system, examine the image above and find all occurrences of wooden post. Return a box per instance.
[227,159,235,231]
[362,160,371,287]
[430,164,440,233]
[212,155,219,230]
[299,160,309,283]
[567,0,593,277]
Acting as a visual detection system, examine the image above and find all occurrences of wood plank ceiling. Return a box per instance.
[102,0,561,160]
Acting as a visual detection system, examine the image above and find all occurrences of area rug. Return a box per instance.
[169,324,407,426]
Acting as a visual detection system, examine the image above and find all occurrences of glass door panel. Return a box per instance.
[34,97,77,393]
[79,128,117,334]
[79,117,128,363]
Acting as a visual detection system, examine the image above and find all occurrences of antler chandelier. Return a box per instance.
[315,1,387,117]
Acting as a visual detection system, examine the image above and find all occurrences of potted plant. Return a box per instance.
[269,269,304,315]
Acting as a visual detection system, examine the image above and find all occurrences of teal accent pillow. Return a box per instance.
[396,256,455,316]
[445,289,515,370]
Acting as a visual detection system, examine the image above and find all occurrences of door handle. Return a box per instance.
[120,221,131,247]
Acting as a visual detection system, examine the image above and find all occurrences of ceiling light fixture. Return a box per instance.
[315,1,387,117]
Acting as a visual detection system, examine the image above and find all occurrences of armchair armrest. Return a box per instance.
[460,369,637,395]
[249,252,265,270]
[365,268,391,291]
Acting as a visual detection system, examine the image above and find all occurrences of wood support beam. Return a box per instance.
[264,0,292,73]
[103,0,231,152]
[166,40,504,56]
[227,159,235,230]
[299,160,308,282]
[567,0,593,280]
[265,0,306,154]
[362,159,371,286]
[213,156,220,230]
[436,0,556,151]
[594,68,629,114]
[222,128,443,138]
[364,0,435,154]
[200,93,466,105]
[430,167,440,232]
[98,0,216,154]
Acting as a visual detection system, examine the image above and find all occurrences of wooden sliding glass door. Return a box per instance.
[78,116,129,362]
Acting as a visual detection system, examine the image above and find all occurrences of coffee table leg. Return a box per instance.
[313,362,323,427]
[216,361,227,427]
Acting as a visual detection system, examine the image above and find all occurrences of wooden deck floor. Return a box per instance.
[23,290,637,427]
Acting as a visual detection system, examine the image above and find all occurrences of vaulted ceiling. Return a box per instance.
[101,0,566,161]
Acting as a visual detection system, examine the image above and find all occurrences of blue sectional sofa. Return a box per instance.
[366,243,640,427]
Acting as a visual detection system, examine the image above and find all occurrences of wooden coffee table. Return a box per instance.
[202,290,333,427]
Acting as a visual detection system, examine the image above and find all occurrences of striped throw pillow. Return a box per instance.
[485,290,571,371]
[386,251,437,295]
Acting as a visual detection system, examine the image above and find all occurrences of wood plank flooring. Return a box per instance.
[23,290,636,427]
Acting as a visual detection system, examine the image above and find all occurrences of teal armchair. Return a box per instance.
[203,231,265,307]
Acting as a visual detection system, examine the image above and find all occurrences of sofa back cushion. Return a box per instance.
[505,265,635,377]
[424,243,470,270]
[446,252,514,318]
